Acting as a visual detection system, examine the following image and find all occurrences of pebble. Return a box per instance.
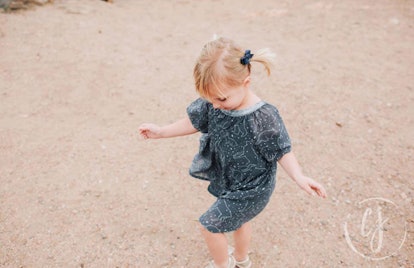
[389,18,400,25]
[320,220,328,226]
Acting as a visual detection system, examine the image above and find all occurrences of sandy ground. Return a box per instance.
[0,0,413,267]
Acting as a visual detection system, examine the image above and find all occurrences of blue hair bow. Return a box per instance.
[240,50,254,65]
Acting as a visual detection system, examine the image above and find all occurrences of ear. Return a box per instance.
[243,76,251,87]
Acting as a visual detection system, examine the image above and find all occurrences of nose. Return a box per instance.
[212,102,221,109]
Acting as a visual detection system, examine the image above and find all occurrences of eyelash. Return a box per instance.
[218,97,227,102]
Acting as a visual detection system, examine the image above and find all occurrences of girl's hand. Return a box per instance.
[139,123,162,139]
[295,175,327,198]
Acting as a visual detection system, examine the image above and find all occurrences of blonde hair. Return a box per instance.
[193,37,275,100]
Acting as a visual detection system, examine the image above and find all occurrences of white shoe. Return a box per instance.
[205,255,236,268]
[235,256,252,268]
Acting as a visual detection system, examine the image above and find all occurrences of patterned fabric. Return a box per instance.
[187,98,291,233]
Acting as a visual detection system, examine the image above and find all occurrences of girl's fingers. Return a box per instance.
[315,186,327,198]
[138,129,150,139]
[309,182,327,198]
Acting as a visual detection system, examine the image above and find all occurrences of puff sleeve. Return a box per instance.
[254,106,291,162]
[187,98,210,133]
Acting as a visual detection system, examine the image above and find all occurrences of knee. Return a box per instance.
[237,221,251,233]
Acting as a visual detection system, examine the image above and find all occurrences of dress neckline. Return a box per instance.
[219,101,266,117]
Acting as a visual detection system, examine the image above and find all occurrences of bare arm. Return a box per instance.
[278,152,327,198]
[139,116,198,139]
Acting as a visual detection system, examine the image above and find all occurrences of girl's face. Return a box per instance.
[208,77,250,111]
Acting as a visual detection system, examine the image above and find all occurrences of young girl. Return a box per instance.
[139,37,327,268]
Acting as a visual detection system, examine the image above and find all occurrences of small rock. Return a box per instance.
[389,18,400,25]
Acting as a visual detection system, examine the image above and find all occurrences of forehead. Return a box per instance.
[200,77,227,98]
[208,85,242,101]
[202,88,226,102]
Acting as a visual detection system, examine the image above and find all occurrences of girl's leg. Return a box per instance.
[233,221,252,262]
[199,224,229,268]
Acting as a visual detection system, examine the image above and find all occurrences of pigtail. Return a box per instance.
[250,48,275,76]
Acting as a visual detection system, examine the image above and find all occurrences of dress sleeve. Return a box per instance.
[255,106,291,162]
[186,98,210,133]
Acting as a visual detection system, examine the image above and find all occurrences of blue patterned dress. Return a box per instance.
[187,98,291,233]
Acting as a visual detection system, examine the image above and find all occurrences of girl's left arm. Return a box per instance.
[278,152,327,198]
[139,116,198,139]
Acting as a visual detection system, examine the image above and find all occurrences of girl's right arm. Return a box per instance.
[139,116,198,139]
[278,152,327,198]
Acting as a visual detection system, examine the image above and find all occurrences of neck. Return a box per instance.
[237,89,261,110]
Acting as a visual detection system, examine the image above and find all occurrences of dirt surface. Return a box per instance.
[1,0,413,267]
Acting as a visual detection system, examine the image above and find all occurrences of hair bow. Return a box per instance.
[240,50,254,65]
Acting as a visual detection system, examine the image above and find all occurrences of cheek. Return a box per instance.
[211,100,222,109]
[225,100,238,109]
[231,95,243,104]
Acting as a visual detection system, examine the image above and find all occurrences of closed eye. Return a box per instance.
[217,97,227,102]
